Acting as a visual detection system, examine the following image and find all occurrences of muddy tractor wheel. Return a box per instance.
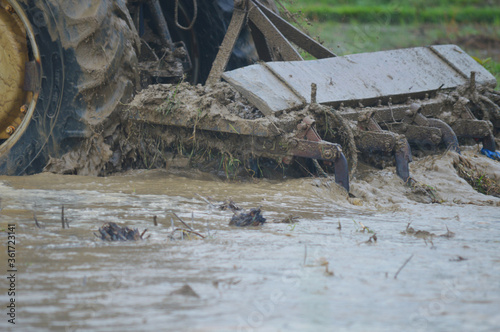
[0,0,138,175]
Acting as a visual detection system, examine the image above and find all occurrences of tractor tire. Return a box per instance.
[0,0,139,175]
[162,0,260,84]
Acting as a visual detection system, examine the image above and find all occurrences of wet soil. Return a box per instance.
[1,147,499,331]
[44,82,271,177]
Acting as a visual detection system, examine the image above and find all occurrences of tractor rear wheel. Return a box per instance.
[156,0,260,84]
[0,0,138,175]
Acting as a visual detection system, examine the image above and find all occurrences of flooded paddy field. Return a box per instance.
[0,148,499,331]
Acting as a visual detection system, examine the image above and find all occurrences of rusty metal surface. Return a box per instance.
[290,139,339,161]
[222,45,497,115]
[252,133,348,191]
[288,116,340,161]
[294,116,320,141]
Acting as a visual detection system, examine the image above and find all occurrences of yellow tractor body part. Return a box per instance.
[0,0,28,139]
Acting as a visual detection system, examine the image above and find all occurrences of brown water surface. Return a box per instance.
[0,149,499,331]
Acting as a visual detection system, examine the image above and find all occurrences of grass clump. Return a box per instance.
[453,155,500,197]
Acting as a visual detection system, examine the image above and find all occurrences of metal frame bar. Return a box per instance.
[207,0,337,85]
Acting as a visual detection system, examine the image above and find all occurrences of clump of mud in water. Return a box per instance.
[96,222,144,241]
[230,208,266,227]
[169,284,199,298]
[453,154,500,197]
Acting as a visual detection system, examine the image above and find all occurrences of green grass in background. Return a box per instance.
[283,0,500,24]
[279,0,500,87]
[286,0,495,5]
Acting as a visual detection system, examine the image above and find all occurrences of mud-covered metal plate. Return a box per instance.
[222,45,497,115]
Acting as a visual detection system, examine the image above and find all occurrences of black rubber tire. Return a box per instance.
[161,0,259,84]
[0,0,138,175]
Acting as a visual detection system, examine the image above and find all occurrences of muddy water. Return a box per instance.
[1,148,499,331]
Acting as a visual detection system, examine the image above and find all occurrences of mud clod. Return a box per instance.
[454,155,500,197]
[229,208,266,227]
[97,222,143,241]
[169,284,199,298]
